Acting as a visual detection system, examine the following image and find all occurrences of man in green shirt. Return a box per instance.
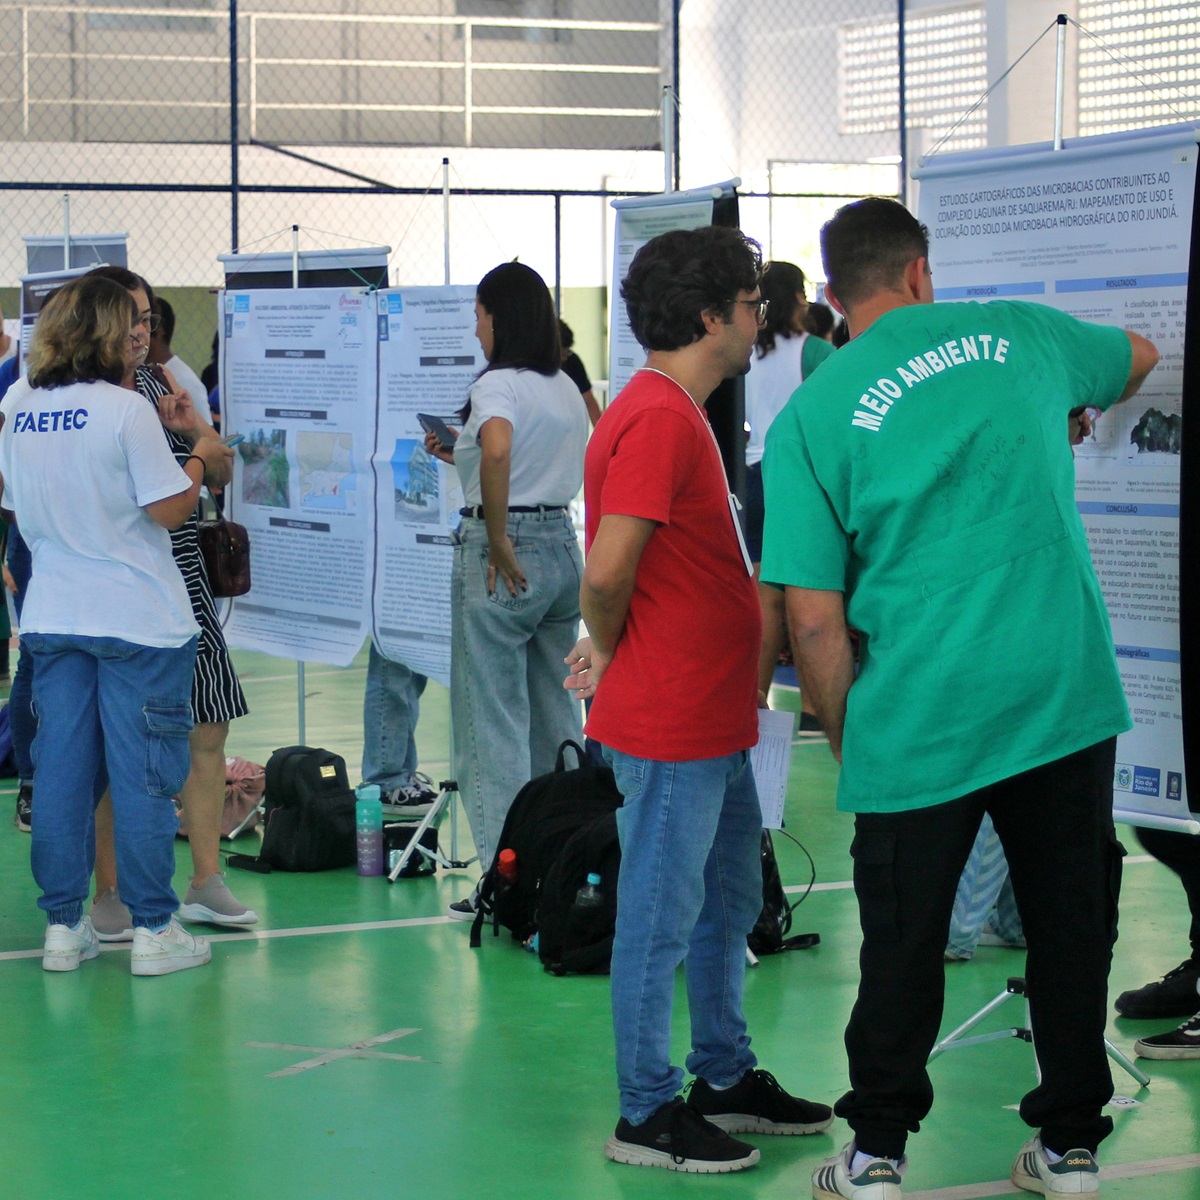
[761,197,1159,1199]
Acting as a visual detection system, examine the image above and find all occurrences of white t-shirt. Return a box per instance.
[166,353,214,426]
[454,367,587,508]
[0,378,199,646]
[744,332,811,467]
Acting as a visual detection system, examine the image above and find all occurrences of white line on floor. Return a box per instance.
[905,1153,1200,1198]
[0,857,1161,961]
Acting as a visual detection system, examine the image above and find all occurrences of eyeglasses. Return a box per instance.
[737,298,769,325]
[134,312,161,332]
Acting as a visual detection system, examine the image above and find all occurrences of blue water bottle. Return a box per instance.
[355,784,384,876]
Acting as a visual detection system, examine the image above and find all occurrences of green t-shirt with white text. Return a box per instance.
[761,300,1133,813]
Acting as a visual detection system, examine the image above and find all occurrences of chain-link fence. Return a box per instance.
[2,0,1196,367]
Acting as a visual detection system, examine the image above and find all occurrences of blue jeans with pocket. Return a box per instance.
[604,748,763,1123]
[361,641,428,792]
[451,510,583,871]
[26,633,196,929]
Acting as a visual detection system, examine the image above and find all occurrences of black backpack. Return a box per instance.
[536,809,621,975]
[470,740,623,949]
[258,745,357,871]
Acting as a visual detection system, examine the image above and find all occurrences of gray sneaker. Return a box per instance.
[43,917,101,972]
[130,918,211,977]
[90,887,135,942]
[179,872,259,927]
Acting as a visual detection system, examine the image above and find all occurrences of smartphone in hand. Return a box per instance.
[417,412,458,448]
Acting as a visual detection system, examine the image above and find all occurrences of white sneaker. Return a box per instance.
[1011,1136,1100,1195]
[43,917,101,972]
[179,872,259,927]
[130,918,212,977]
[813,1143,905,1199]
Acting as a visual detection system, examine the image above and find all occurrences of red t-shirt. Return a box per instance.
[583,370,761,761]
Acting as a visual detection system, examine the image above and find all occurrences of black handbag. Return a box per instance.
[197,517,252,597]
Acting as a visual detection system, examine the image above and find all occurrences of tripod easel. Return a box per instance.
[386,778,478,880]
[928,975,1150,1088]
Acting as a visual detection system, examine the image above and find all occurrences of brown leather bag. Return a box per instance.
[197,517,252,597]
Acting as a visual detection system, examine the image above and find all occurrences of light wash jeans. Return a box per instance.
[605,748,762,1123]
[451,510,583,870]
[361,641,427,792]
[26,632,196,929]
[946,813,1025,960]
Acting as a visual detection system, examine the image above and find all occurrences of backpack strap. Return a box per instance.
[555,739,588,772]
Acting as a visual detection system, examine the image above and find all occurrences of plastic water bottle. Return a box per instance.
[355,784,384,876]
[574,872,603,908]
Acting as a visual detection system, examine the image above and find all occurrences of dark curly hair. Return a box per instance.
[85,264,156,312]
[821,197,929,311]
[620,225,762,352]
[755,260,807,358]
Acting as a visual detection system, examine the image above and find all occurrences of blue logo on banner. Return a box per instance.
[234,295,250,312]
[378,313,389,341]
[387,295,403,313]
[1166,772,1183,802]
[1132,767,1161,797]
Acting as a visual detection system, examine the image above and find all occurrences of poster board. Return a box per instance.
[915,124,1196,830]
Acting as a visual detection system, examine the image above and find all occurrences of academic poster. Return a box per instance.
[373,286,476,686]
[915,124,1196,828]
[608,185,733,398]
[219,287,377,666]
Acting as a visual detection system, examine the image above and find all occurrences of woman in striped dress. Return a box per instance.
[86,267,257,933]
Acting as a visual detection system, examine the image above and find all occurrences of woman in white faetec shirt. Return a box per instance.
[0,275,231,977]
[425,262,588,916]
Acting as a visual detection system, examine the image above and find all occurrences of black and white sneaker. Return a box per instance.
[1115,957,1200,1019]
[1135,1010,1200,1060]
[605,1097,760,1173]
[14,783,32,833]
[447,895,479,921]
[381,773,438,819]
[685,1068,833,1135]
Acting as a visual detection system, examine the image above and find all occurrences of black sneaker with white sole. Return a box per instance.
[605,1097,760,1173]
[1134,1010,1200,1060]
[685,1068,833,1135]
[381,773,439,819]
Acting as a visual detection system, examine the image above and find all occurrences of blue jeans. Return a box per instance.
[451,510,583,870]
[26,633,196,929]
[946,813,1024,959]
[6,528,35,782]
[605,748,763,1123]
[361,641,427,791]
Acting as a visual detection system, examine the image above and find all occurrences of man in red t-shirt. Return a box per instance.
[565,225,832,1174]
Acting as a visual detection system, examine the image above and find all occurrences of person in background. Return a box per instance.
[0,274,229,975]
[744,262,834,737]
[806,301,839,343]
[84,266,257,937]
[558,318,602,427]
[426,262,587,917]
[360,642,437,819]
[565,225,832,1175]
[147,297,213,425]
[761,196,1158,1199]
[0,302,15,365]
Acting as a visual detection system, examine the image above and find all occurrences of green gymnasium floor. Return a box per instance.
[1,646,1197,1200]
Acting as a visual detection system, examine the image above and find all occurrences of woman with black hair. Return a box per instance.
[744,261,834,732]
[426,262,588,917]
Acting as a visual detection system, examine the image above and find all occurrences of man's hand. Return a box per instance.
[564,635,611,700]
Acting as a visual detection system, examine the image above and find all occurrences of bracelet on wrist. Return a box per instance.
[183,454,205,473]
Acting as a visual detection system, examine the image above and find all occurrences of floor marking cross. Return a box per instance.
[247,1027,425,1077]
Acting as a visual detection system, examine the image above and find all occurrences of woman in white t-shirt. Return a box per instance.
[425,262,588,915]
[0,275,229,976]
[743,261,834,731]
